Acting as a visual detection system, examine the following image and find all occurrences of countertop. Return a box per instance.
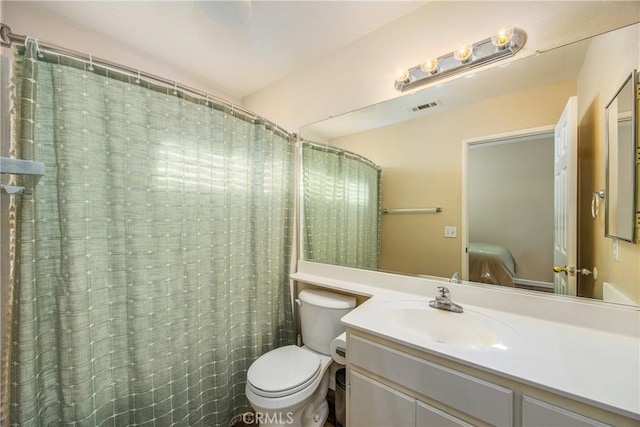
[292,261,640,420]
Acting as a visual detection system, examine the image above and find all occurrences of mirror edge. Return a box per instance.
[604,69,638,243]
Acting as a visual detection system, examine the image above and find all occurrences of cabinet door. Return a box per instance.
[416,401,475,427]
[350,335,513,426]
[522,396,612,427]
[349,370,415,427]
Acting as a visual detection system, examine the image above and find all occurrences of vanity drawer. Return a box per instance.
[522,396,612,427]
[349,335,513,426]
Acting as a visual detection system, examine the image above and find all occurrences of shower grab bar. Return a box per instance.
[383,207,443,214]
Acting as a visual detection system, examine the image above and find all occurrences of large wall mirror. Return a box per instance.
[300,24,640,307]
[605,70,638,243]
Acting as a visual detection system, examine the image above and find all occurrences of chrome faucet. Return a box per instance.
[449,272,461,284]
[429,286,464,313]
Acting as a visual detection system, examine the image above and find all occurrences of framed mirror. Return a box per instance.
[605,70,638,243]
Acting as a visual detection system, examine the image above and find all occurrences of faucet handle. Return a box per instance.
[436,286,450,298]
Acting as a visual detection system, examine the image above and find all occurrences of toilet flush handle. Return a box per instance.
[295,299,302,346]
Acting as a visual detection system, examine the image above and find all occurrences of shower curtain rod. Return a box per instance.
[0,23,295,139]
[302,140,383,171]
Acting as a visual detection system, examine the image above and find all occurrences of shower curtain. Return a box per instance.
[301,141,381,270]
[4,42,295,426]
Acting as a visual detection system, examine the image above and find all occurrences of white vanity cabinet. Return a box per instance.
[346,331,634,427]
[347,333,511,426]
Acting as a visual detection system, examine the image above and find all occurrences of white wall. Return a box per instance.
[2,1,238,103]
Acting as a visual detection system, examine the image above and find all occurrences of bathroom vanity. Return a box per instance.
[292,261,640,427]
[346,331,633,427]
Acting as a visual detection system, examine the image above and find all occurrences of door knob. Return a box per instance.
[553,266,597,279]
[553,265,575,275]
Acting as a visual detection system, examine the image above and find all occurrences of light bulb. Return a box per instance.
[453,44,473,63]
[492,29,513,49]
[395,68,409,83]
[420,58,438,74]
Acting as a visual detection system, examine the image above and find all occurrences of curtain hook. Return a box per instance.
[135,69,141,84]
[173,81,178,95]
[88,54,94,71]
[34,38,43,58]
[205,93,209,106]
[24,36,32,58]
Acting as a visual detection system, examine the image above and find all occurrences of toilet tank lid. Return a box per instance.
[299,289,356,309]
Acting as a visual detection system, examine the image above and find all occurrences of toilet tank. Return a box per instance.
[298,289,356,355]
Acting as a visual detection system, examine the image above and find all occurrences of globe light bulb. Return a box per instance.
[454,44,473,63]
[420,58,438,74]
[395,68,409,83]
[492,29,512,49]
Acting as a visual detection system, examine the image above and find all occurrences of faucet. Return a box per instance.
[429,286,464,313]
[449,272,461,284]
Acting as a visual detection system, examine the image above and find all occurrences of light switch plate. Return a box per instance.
[444,226,457,238]
[612,239,619,262]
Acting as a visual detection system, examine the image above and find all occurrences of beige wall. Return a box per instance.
[577,24,640,303]
[330,81,576,278]
[468,137,555,283]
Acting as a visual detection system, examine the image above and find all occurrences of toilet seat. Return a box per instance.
[247,345,321,398]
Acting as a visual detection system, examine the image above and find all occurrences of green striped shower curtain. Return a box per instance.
[301,141,381,270]
[4,42,294,426]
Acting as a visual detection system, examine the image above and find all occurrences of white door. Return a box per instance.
[553,97,578,295]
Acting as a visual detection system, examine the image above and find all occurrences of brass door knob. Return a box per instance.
[553,265,568,273]
[553,265,596,278]
[553,265,575,276]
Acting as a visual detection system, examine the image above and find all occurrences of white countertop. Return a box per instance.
[292,261,640,420]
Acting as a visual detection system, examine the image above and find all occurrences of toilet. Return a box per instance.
[246,289,356,427]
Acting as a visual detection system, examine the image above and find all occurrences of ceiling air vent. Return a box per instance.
[410,100,439,112]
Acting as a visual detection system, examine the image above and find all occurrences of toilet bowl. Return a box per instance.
[246,345,333,427]
[245,289,356,427]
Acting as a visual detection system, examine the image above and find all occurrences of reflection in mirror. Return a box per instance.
[300,24,640,306]
[605,71,638,243]
[467,131,555,293]
[301,141,382,270]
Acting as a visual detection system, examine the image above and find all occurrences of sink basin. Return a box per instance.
[380,300,518,350]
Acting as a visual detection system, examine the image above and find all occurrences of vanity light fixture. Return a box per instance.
[394,28,527,92]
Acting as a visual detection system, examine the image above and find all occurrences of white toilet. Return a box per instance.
[246,289,356,427]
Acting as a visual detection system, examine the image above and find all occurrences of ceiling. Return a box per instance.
[28,0,428,100]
